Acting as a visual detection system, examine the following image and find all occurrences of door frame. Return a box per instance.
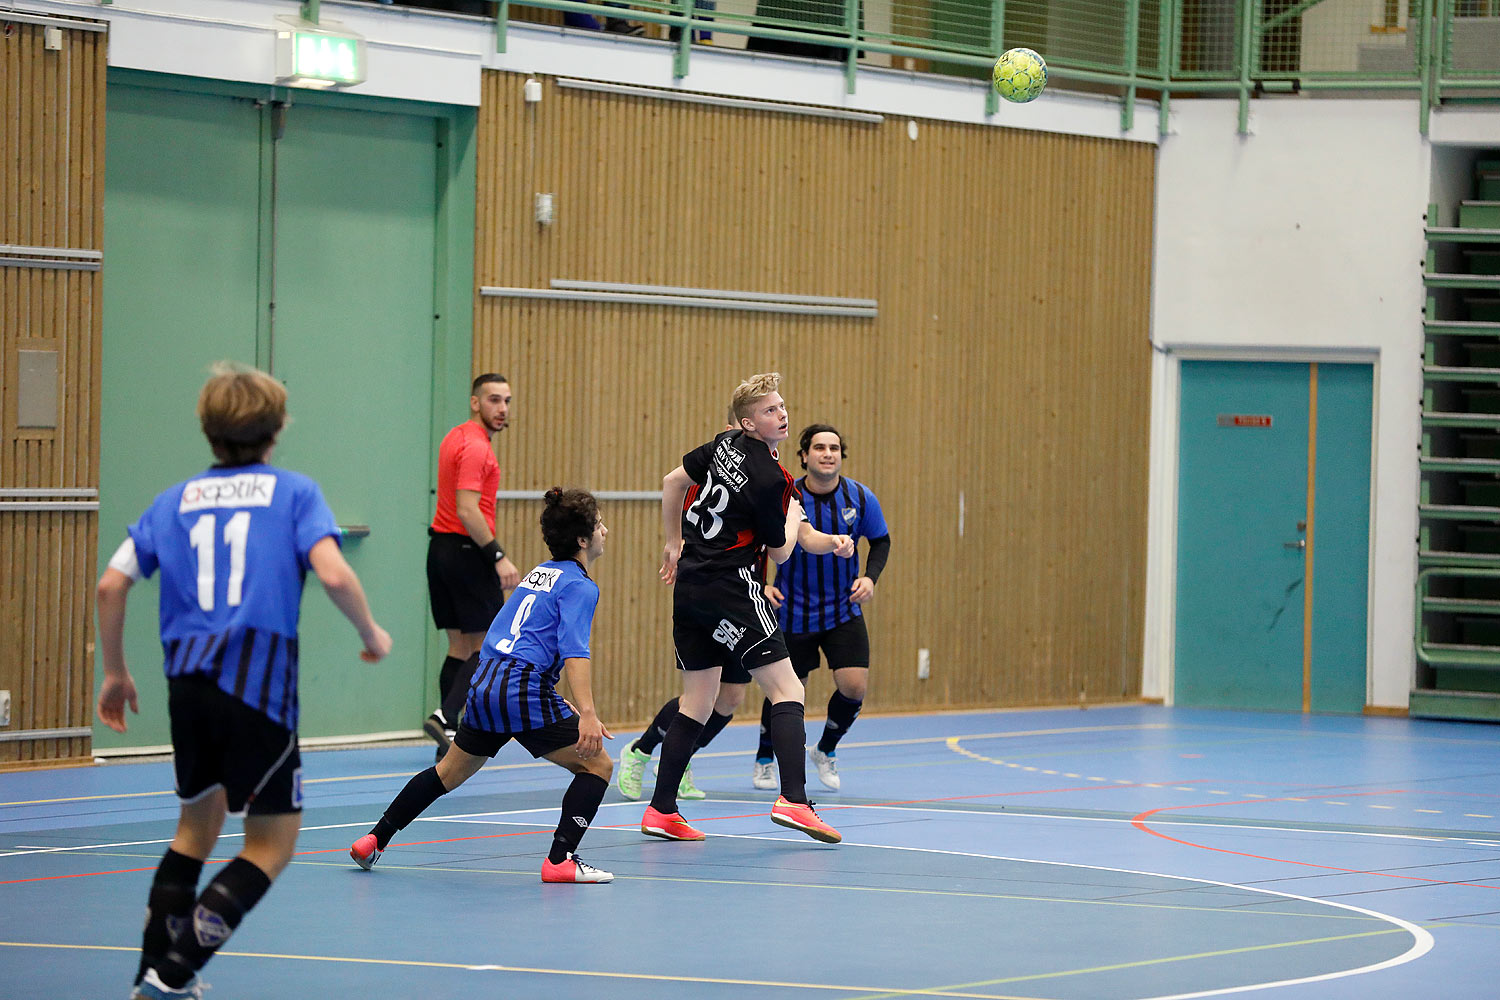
[96,70,478,751]
[1143,344,1381,708]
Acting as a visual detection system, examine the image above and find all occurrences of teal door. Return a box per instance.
[270,104,438,736]
[99,80,447,748]
[1175,360,1372,713]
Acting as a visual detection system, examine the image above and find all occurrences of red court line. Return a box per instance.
[2,781,1204,884]
[1131,791,1500,891]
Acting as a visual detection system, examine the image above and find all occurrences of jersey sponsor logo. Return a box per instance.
[712,619,746,649]
[711,441,750,491]
[520,566,564,592]
[179,473,277,513]
[842,507,857,525]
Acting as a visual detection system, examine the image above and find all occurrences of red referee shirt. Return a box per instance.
[431,420,500,535]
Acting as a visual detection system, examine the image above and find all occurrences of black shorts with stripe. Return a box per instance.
[672,566,789,674]
[168,675,302,815]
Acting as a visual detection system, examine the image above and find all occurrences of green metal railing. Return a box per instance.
[475,0,1500,134]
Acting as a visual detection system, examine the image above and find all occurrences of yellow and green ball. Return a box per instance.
[992,47,1047,104]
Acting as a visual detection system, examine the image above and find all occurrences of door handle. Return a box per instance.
[1283,539,1305,550]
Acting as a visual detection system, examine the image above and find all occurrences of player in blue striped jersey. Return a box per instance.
[97,363,391,1000]
[350,487,618,884]
[757,424,890,791]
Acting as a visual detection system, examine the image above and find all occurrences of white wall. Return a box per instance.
[1145,98,1500,710]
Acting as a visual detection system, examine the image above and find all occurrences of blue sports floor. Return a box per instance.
[2,704,1498,998]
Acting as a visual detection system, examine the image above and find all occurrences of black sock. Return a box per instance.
[648,714,704,814]
[374,766,449,848]
[817,690,863,754]
[440,653,481,727]
[765,701,808,803]
[155,857,271,989]
[755,697,775,760]
[437,655,465,704]
[696,709,732,750]
[137,849,203,984]
[548,772,609,863]
[633,698,680,756]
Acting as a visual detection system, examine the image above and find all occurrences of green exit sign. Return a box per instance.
[275,26,367,87]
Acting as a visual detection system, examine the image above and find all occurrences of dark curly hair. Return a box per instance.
[541,487,599,559]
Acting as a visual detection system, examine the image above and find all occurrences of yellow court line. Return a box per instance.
[0,941,1047,998]
[839,927,1414,1000]
[281,857,1382,924]
[0,725,1170,808]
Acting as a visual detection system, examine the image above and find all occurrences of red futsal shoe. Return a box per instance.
[641,806,706,841]
[770,797,841,843]
[541,854,614,883]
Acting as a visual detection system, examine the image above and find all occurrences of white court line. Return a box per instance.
[0,796,1482,861]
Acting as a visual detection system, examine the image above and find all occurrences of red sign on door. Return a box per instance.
[1217,414,1272,428]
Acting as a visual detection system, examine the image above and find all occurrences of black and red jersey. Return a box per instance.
[676,430,798,582]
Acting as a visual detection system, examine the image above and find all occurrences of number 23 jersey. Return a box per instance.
[676,430,798,582]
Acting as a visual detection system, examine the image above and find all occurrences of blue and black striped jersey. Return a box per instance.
[126,464,340,730]
[776,476,889,634]
[465,559,599,733]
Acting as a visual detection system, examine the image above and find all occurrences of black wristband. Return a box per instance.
[481,540,504,562]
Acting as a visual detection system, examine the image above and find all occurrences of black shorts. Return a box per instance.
[673,567,788,674]
[787,615,870,679]
[454,716,580,758]
[168,677,302,816]
[427,530,505,632]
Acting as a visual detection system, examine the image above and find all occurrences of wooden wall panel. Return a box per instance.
[0,20,106,764]
[476,71,1153,729]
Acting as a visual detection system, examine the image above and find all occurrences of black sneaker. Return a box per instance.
[422,712,452,756]
[604,17,645,35]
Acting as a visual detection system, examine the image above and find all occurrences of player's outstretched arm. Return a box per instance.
[308,537,392,663]
[95,567,139,733]
[561,656,612,758]
[796,520,855,558]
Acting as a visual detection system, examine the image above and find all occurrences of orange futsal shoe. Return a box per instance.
[770,797,841,844]
[641,806,706,841]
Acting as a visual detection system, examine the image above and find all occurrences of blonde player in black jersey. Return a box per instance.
[643,373,854,843]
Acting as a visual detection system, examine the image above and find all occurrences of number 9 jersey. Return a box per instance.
[123,463,340,729]
[676,430,799,583]
[477,559,600,695]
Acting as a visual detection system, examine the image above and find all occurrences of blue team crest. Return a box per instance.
[842,507,857,525]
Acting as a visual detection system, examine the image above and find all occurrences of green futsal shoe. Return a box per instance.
[678,761,707,800]
[617,739,650,799]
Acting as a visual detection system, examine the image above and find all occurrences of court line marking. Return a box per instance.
[0,837,1433,999]
[1132,799,1500,891]
[0,725,1172,809]
[0,941,1048,999]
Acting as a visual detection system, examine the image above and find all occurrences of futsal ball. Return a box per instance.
[992,47,1047,104]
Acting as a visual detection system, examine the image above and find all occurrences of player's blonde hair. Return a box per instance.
[730,372,782,427]
[197,361,287,466]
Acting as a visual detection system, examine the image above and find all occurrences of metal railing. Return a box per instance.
[422,0,1500,133]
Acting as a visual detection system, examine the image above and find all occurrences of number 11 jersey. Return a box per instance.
[125,463,341,729]
[676,429,798,583]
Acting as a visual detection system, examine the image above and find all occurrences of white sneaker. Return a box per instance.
[130,968,205,1000]
[809,747,840,791]
[751,758,777,790]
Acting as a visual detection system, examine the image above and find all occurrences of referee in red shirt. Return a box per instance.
[424,374,520,756]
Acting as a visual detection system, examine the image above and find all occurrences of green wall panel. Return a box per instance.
[97,75,472,748]
[97,85,266,750]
